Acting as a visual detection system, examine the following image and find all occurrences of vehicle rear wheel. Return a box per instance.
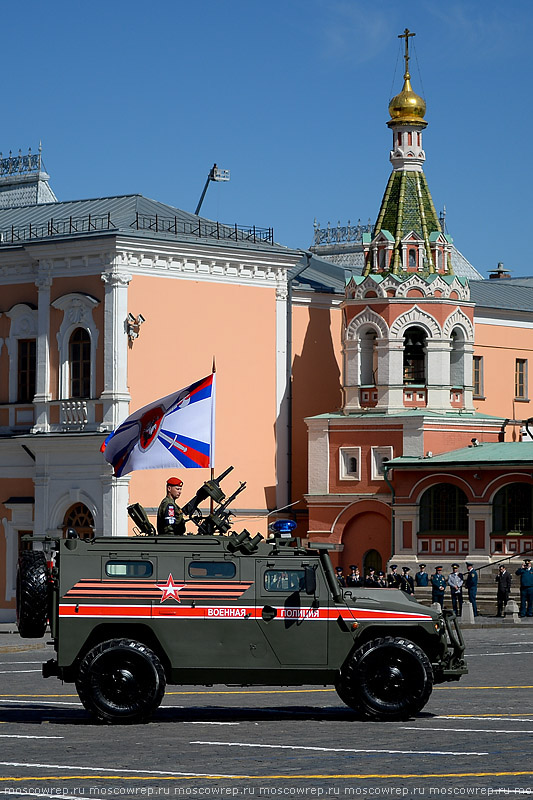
[76,639,166,724]
[336,636,433,721]
[16,551,49,638]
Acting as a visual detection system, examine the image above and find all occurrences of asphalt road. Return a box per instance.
[0,628,532,799]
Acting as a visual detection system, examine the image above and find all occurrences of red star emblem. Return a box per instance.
[157,574,184,603]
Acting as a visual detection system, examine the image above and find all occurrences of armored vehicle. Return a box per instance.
[16,468,467,724]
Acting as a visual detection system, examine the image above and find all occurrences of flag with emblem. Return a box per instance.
[101,373,216,477]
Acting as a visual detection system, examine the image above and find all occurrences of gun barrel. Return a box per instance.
[215,466,234,483]
[218,481,247,511]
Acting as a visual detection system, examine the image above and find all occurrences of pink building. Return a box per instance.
[0,156,303,621]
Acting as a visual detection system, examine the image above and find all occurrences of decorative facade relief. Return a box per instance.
[443,308,474,341]
[389,306,441,339]
[345,307,389,340]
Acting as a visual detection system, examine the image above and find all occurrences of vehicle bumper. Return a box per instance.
[433,609,468,682]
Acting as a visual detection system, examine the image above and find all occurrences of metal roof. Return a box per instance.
[449,246,483,280]
[470,277,533,313]
[387,442,533,468]
[289,252,348,293]
[0,194,294,254]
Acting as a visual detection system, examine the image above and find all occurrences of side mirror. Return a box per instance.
[304,565,317,595]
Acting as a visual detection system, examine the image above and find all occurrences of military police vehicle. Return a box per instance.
[16,468,467,724]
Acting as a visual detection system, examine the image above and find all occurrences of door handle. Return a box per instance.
[262,605,277,622]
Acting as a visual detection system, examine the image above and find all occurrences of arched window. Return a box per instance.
[359,329,378,385]
[63,502,95,538]
[408,248,417,267]
[403,326,426,384]
[363,548,382,575]
[69,328,91,398]
[450,328,465,388]
[420,484,468,533]
[18,339,36,402]
[493,484,533,533]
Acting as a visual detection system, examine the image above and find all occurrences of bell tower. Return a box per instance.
[343,29,474,415]
[363,29,452,277]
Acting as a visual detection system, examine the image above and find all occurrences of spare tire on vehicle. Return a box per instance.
[16,550,49,638]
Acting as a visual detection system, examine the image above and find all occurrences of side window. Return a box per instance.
[188,561,236,579]
[18,339,36,402]
[264,569,305,592]
[105,560,153,577]
[69,328,91,398]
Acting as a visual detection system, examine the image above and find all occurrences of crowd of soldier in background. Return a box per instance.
[334,558,533,619]
[335,563,418,594]
[335,562,476,610]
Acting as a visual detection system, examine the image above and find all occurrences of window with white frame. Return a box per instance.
[52,293,99,400]
[339,447,361,481]
[371,446,393,480]
[473,355,484,397]
[515,359,528,401]
[5,304,38,404]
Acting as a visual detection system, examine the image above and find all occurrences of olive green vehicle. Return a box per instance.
[16,468,467,724]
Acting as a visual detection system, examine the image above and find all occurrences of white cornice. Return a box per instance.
[0,235,303,286]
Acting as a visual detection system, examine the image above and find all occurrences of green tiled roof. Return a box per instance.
[369,170,447,275]
[387,442,533,468]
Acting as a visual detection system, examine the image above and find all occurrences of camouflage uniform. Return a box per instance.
[157,496,186,535]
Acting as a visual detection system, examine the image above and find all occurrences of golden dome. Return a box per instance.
[388,73,426,124]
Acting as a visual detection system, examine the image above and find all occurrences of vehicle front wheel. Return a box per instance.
[76,638,166,724]
[336,636,433,721]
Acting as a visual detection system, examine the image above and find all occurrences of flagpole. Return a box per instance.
[210,357,216,514]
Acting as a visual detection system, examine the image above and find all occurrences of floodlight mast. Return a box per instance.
[195,163,230,215]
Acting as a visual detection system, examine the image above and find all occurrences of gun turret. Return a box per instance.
[182,466,247,536]
[181,466,234,516]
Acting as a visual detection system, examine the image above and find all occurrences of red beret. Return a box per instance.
[166,477,183,487]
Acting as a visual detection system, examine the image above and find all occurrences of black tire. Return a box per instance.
[336,636,433,721]
[76,638,166,724]
[16,551,49,638]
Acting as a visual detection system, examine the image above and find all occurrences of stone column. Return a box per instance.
[342,339,361,411]
[466,503,492,559]
[377,339,404,410]
[32,271,52,432]
[393,504,419,557]
[100,265,132,431]
[426,339,451,411]
[276,283,289,508]
[101,472,130,537]
[33,474,51,538]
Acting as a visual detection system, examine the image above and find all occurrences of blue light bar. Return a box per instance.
[269,519,297,534]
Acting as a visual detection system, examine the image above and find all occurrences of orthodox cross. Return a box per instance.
[398,28,415,76]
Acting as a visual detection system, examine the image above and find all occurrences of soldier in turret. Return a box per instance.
[157,477,186,535]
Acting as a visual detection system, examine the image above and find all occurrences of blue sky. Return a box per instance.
[4,0,532,276]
